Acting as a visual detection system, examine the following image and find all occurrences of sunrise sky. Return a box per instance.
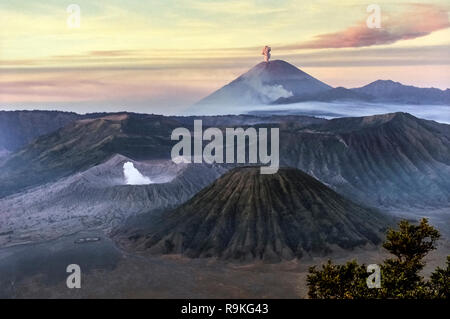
[1,0,449,114]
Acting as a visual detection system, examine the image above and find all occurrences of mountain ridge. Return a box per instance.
[274,79,450,105]
[280,112,450,208]
[0,112,448,209]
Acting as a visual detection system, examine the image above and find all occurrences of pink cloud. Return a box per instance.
[283,4,450,50]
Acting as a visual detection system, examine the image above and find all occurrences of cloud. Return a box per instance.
[282,4,450,50]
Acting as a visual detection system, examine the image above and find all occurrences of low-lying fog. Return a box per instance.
[188,102,450,124]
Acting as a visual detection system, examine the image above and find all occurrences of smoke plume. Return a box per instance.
[262,46,271,62]
[123,161,153,185]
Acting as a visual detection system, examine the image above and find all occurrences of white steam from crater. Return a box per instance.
[247,77,293,102]
[258,83,293,101]
[123,162,153,185]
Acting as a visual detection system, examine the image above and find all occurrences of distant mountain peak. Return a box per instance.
[362,79,405,88]
[351,80,450,105]
[194,59,331,108]
[243,60,308,79]
[272,76,449,106]
[373,79,398,84]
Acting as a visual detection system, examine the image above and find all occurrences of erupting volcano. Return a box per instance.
[195,56,331,107]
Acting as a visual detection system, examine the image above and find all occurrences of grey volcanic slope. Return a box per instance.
[0,154,227,246]
[132,167,390,261]
[279,112,450,208]
[196,60,331,106]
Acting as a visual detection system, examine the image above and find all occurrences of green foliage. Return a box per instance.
[383,219,440,262]
[307,260,377,299]
[429,256,450,299]
[307,218,448,299]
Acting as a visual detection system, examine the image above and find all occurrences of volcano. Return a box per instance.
[195,60,331,107]
[132,167,390,261]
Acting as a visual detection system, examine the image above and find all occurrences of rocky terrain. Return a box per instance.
[1,112,449,210]
[0,113,184,198]
[279,112,450,208]
[0,154,227,247]
[0,111,448,251]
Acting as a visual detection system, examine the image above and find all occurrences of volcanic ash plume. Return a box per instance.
[123,162,153,185]
[262,45,271,62]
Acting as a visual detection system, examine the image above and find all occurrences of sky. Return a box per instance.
[1,0,449,114]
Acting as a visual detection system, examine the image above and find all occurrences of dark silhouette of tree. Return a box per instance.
[307,218,448,299]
